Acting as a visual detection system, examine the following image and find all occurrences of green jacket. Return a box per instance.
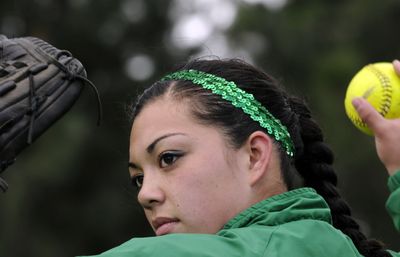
[81,171,400,257]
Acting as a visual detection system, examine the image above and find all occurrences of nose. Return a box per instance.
[137,174,165,210]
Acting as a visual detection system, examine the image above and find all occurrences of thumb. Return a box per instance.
[352,97,385,134]
[393,59,400,76]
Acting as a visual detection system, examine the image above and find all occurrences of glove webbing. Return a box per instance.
[54,50,102,126]
[0,52,102,193]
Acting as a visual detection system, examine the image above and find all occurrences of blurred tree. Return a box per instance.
[0,0,399,256]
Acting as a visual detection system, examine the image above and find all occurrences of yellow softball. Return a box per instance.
[344,62,400,135]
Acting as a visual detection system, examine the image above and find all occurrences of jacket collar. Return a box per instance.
[222,187,332,230]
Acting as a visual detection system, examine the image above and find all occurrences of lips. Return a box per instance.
[152,217,180,236]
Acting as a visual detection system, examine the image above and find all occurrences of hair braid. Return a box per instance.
[287,96,391,257]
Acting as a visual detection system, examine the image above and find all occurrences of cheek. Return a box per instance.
[175,152,233,200]
[171,154,242,232]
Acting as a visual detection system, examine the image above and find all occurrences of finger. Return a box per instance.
[393,59,400,76]
[352,97,385,134]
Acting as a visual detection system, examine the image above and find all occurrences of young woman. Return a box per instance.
[82,59,400,257]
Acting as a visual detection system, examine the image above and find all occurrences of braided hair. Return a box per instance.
[130,58,390,257]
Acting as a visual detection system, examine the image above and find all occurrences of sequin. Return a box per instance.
[161,69,295,157]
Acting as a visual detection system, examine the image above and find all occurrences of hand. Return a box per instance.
[352,60,400,176]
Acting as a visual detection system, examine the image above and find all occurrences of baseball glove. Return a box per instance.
[0,35,101,192]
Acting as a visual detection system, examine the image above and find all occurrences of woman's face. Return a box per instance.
[129,96,252,236]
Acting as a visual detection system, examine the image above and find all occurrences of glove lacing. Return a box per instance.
[26,51,102,144]
[1,52,102,193]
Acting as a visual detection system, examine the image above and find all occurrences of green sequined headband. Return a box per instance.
[161,69,295,157]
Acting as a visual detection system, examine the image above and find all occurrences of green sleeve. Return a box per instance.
[76,230,271,257]
[385,170,400,257]
[386,170,400,232]
[264,220,363,257]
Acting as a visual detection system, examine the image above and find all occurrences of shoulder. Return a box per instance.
[265,219,362,257]
[95,227,276,257]
[87,220,363,257]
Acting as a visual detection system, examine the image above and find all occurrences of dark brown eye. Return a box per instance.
[159,152,182,168]
[132,174,144,189]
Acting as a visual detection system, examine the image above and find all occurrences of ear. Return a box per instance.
[243,131,273,187]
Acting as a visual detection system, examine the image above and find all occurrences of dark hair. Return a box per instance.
[129,58,390,257]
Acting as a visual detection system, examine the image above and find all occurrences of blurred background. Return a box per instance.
[0,0,399,256]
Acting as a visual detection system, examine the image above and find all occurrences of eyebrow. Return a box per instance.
[128,132,187,169]
[146,132,187,153]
